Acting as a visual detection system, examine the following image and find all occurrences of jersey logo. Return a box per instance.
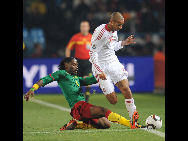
[92,44,96,49]
[109,36,113,43]
[103,88,106,92]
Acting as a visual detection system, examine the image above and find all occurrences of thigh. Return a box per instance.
[80,101,93,119]
[98,75,115,95]
[70,101,93,121]
[90,105,108,119]
[115,79,129,89]
[110,61,128,84]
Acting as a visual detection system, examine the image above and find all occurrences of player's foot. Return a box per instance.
[60,119,78,130]
[136,123,146,128]
[130,111,139,129]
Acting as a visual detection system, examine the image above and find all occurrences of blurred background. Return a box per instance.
[23,0,165,94]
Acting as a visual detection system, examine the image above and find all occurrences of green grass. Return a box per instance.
[23,93,165,141]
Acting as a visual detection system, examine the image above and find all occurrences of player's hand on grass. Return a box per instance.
[99,72,107,80]
[121,35,136,46]
[24,90,34,101]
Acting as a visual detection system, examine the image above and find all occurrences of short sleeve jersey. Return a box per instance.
[40,70,97,109]
[66,32,92,60]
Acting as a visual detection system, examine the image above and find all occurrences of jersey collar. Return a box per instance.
[105,24,111,32]
[105,24,114,33]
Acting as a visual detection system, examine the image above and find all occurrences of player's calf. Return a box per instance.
[90,106,131,128]
[105,91,118,105]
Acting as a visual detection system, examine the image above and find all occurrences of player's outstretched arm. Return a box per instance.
[121,35,136,46]
[24,80,43,101]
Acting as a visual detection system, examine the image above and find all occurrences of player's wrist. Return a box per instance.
[121,41,126,46]
[30,84,39,91]
[30,88,35,92]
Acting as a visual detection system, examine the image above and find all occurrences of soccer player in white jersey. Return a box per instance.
[89,12,139,129]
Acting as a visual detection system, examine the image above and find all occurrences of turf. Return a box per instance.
[23,93,165,141]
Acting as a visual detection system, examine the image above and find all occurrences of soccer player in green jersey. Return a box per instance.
[24,57,140,130]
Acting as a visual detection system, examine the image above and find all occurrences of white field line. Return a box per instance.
[23,97,165,138]
[140,128,165,138]
[23,129,130,134]
[28,98,71,112]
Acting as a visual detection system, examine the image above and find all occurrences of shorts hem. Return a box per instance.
[114,74,128,85]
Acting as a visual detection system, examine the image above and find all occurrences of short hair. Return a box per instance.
[80,21,89,26]
[58,57,75,70]
[110,12,124,22]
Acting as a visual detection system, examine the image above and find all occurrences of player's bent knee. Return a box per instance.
[103,119,111,129]
[109,99,117,105]
[106,92,118,105]
[97,117,111,129]
[121,85,130,92]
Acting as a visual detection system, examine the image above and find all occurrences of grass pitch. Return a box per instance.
[23,93,165,141]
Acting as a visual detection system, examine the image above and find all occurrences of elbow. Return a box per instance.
[65,48,71,57]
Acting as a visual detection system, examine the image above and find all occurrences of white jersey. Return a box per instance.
[89,24,123,74]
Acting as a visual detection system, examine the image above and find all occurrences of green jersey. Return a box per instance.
[40,70,97,109]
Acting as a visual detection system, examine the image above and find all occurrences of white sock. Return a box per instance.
[125,98,136,120]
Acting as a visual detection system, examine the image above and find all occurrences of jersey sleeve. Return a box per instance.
[66,35,76,50]
[89,29,106,74]
[40,70,66,87]
[79,76,97,86]
[113,41,123,51]
[105,33,123,51]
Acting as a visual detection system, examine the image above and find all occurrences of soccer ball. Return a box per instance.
[145,115,162,129]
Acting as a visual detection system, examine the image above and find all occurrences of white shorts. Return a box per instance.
[92,60,128,95]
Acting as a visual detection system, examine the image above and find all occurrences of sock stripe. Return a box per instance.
[105,110,112,118]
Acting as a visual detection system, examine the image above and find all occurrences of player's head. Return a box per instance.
[110,12,124,31]
[80,21,90,36]
[58,57,78,75]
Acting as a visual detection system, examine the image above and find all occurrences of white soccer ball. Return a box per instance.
[145,115,162,129]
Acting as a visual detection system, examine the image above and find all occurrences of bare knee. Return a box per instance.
[109,98,118,105]
[106,92,118,105]
[97,117,111,129]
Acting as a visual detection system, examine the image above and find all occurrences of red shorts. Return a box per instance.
[70,101,98,124]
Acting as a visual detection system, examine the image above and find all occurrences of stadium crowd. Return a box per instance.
[23,0,165,58]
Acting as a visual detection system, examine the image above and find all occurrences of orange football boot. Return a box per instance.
[60,119,78,130]
[130,111,139,129]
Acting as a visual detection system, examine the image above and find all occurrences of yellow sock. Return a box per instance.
[107,112,131,128]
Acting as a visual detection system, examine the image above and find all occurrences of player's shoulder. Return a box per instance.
[53,70,71,79]
[88,33,92,37]
[92,24,109,40]
[94,24,106,33]
[53,70,68,75]
[71,32,82,39]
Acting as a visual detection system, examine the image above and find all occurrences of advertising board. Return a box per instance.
[23,57,154,94]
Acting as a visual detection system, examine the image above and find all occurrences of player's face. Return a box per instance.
[68,59,78,75]
[80,21,90,35]
[112,19,124,31]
